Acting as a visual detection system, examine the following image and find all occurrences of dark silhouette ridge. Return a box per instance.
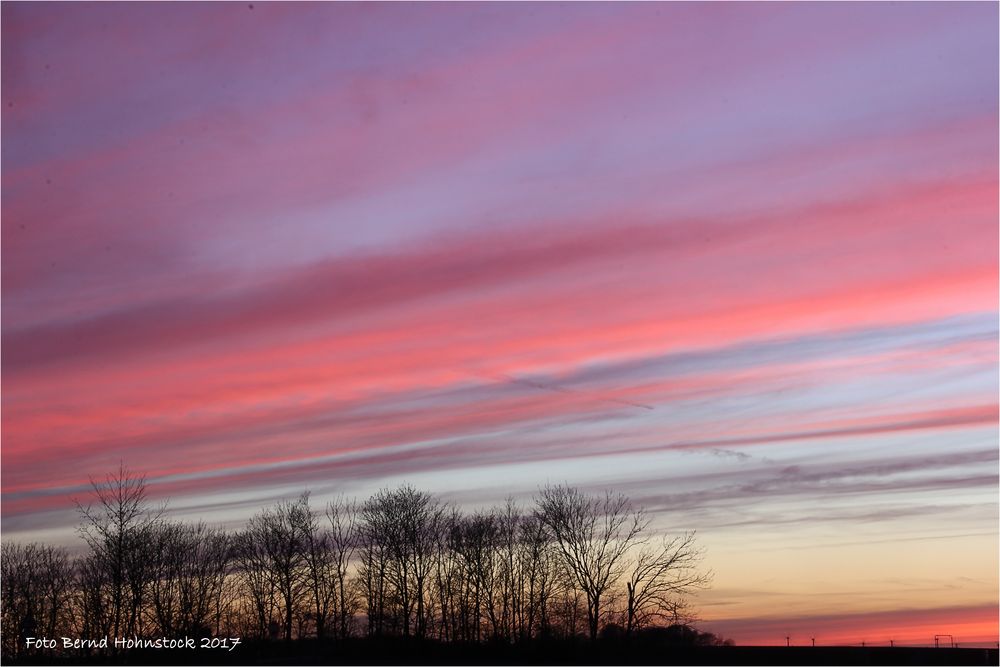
[4,638,998,666]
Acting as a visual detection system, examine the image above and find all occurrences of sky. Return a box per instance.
[2,1,998,647]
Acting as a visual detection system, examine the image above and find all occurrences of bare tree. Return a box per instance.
[516,513,559,640]
[147,521,186,635]
[243,495,309,642]
[75,551,115,641]
[357,494,392,637]
[326,496,361,639]
[495,498,521,642]
[433,507,465,642]
[75,463,163,639]
[295,493,335,640]
[404,488,446,640]
[360,485,445,638]
[147,521,233,636]
[624,532,711,634]
[535,485,646,641]
[234,522,279,639]
[449,511,500,641]
[1,543,74,659]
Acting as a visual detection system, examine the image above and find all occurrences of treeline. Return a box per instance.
[2,465,716,660]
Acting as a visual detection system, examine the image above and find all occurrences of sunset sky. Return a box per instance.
[2,2,997,647]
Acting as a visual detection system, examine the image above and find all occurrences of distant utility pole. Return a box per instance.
[811,638,815,647]
[785,637,790,647]
[890,640,894,647]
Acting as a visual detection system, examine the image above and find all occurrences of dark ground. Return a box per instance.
[6,638,999,666]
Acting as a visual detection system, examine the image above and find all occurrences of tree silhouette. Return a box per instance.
[1,467,719,661]
[536,484,646,641]
[325,496,361,639]
[242,495,310,642]
[74,463,163,641]
[0,542,73,659]
[625,532,712,634]
[147,521,232,636]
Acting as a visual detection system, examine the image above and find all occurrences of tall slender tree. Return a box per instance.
[75,463,163,639]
